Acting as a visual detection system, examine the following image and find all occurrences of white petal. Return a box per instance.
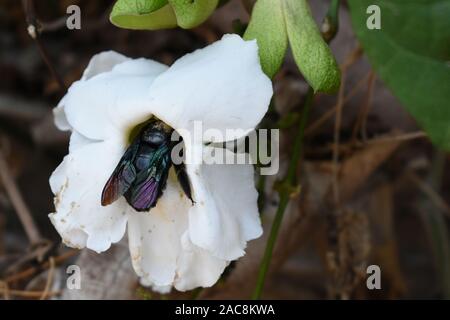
[127,171,191,286]
[139,278,172,294]
[147,34,273,142]
[49,156,68,195]
[111,58,167,77]
[53,51,129,132]
[49,140,129,253]
[174,232,228,291]
[187,147,262,260]
[63,59,168,141]
[53,95,71,131]
[128,169,233,291]
[68,131,94,153]
[81,51,129,81]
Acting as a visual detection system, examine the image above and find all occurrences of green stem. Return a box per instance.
[250,0,341,300]
[251,88,314,300]
[250,0,341,299]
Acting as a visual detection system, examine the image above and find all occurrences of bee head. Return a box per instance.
[140,120,172,146]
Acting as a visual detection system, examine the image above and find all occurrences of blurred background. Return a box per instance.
[0,0,449,299]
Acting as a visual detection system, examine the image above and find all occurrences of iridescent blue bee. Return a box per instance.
[101,119,194,212]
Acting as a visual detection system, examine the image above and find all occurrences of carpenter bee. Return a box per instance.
[101,119,194,212]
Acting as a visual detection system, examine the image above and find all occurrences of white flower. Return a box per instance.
[49,34,272,291]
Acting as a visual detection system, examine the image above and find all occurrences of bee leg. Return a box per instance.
[174,163,195,205]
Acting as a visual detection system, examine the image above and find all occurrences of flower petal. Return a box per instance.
[49,140,129,253]
[139,278,172,294]
[147,34,273,142]
[63,58,168,141]
[81,51,129,81]
[53,51,129,132]
[53,95,71,131]
[187,147,262,260]
[68,131,94,153]
[174,232,228,291]
[127,171,191,287]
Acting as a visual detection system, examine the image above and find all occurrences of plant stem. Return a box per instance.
[21,0,66,93]
[251,0,341,300]
[0,150,42,244]
[251,88,314,300]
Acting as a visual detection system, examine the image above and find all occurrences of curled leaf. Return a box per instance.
[168,0,219,29]
[283,0,340,93]
[244,0,288,78]
[110,0,177,30]
[244,0,340,92]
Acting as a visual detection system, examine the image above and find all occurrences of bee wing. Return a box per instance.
[101,141,139,206]
[126,145,171,211]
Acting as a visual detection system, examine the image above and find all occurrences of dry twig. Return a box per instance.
[40,257,55,300]
[5,250,78,284]
[0,288,60,299]
[0,280,11,300]
[0,149,41,245]
[351,71,376,143]
[21,0,66,93]
[305,70,372,136]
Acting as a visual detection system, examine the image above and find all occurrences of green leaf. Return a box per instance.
[168,0,219,29]
[348,0,450,150]
[244,0,340,91]
[139,0,168,12]
[110,0,177,30]
[283,0,340,93]
[244,0,288,78]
